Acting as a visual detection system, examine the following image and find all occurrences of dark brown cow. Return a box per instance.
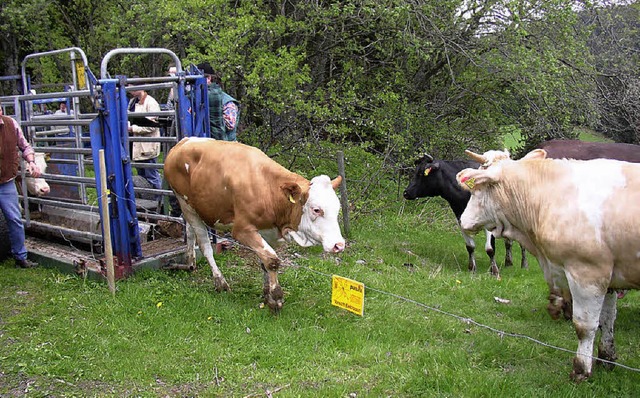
[164,138,345,312]
[537,140,640,162]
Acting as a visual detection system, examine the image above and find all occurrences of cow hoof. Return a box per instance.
[570,358,591,382]
[569,370,589,383]
[569,369,590,383]
[597,349,617,370]
[264,285,284,313]
[265,298,283,313]
[214,278,230,292]
[547,294,567,320]
[546,304,563,320]
[596,359,616,371]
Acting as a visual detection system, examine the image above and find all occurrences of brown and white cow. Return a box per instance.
[164,137,345,312]
[456,149,640,381]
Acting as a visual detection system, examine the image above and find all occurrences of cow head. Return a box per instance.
[23,152,50,196]
[403,153,445,200]
[286,175,345,253]
[455,166,502,235]
[456,148,548,237]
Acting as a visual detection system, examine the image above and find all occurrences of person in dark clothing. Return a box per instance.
[196,62,240,141]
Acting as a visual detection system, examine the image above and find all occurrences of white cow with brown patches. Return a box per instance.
[164,138,345,312]
[456,149,640,381]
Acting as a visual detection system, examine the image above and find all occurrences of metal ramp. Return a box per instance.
[0,47,211,280]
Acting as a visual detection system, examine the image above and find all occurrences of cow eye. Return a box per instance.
[310,206,324,219]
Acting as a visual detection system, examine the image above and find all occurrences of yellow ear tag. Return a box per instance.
[424,168,431,176]
[465,177,476,189]
[289,194,296,204]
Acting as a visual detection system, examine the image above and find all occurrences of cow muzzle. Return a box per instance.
[36,184,51,196]
[459,217,482,234]
[403,189,416,200]
[333,241,345,253]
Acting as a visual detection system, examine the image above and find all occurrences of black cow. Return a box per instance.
[403,154,525,276]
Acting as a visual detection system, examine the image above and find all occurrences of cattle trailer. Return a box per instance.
[0,47,211,280]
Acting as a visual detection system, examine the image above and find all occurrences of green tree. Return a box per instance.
[586,1,639,143]
[2,0,636,158]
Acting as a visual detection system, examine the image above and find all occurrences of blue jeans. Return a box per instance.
[136,158,162,190]
[0,180,27,261]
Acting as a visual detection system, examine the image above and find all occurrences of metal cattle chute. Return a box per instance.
[0,47,210,280]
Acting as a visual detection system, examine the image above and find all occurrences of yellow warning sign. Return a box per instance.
[331,275,364,316]
[76,64,86,90]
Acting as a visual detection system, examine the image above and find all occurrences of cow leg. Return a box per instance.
[540,259,572,320]
[562,292,573,320]
[566,271,607,382]
[458,221,476,273]
[547,288,573,321]
[503,238,514,267]
[484,231,499,277]
[547,288,565,321]
[597,290,617,370]
[233,227,284,312]
[179,199,230,292]
[503,239,528,269]
[520,244,529,269]
[184,222,197,269]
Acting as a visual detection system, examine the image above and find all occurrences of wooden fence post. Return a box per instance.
[99,149,116,296]
[336,151,351,238]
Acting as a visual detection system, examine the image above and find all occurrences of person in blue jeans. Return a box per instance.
[0,108,42,268]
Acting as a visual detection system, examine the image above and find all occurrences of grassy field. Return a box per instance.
[1,197,640,397]
[2,132,637,396]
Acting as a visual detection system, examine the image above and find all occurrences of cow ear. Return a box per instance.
[331,175,342,190]
[431,162,440,170]
[522,148,547,160]
[281,182,302,204]
[456,168,495,191]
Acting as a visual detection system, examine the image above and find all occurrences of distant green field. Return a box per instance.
[503,127,613,151]
[575,127,614,143]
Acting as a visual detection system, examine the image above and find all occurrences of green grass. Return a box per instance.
[1,200,639,397]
